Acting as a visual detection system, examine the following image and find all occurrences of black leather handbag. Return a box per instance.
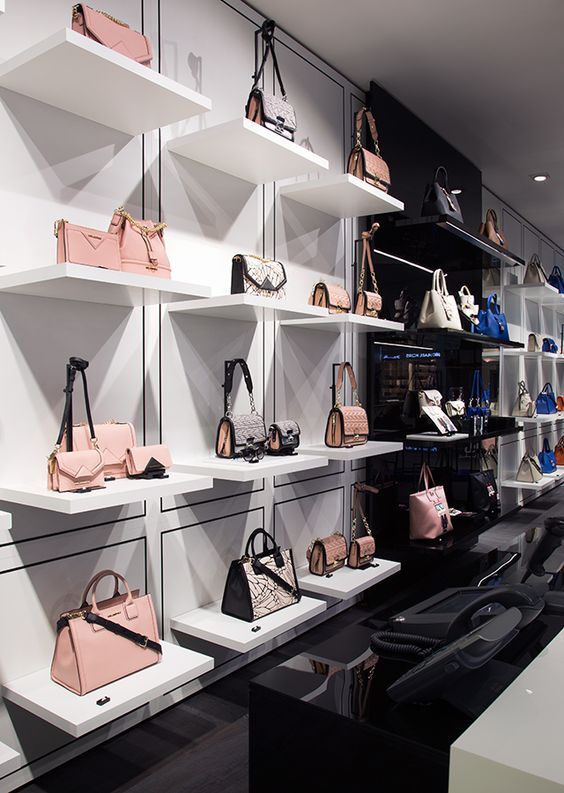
[421,166,463,223]
[469,470,499,515]
[221,529,301,622]
[267,420,300,455]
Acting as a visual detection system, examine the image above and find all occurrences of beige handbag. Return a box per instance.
[512,381,536,417]
[354,223,382,318]
[458,285,479,326]
[516,453,543,483]
[479,208,507,248]
[325,363,369,447]
[527,333,542,352]
[418,269,462,330]
[418,389,443,416]
[307,533,348,576]
[524,254,547,285]
[309,282,351,314]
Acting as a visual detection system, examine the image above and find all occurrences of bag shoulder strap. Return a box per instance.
[335,362,361,407]
[54,359,97,451]
[224,359,255,414]
[57,610,162,654]
[252,557,298,595]
[251,20,287,97]
[352,483,373,541]
[354,108,381,154]
[359,223,379,293]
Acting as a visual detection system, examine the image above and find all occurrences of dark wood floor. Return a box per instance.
[18,492,561,793]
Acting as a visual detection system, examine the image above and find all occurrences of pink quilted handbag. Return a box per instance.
[109,208,171,278]
[307,533,348,576]
[409,463,453,540]
[51,570,161,695]
[325,362,369,447]
[55,220,121,271]
[309,282,351,314]
[348,483,376,569]
[72,5,153,66]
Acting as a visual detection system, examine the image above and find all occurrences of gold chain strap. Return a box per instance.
[115,207,166,236]
[72,5,129,27]
[358,223,380,293]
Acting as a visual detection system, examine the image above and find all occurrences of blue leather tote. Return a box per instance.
[536,383,557,414]
[538,438,557,473]
[542,337,559,353]
[548,266,564,294]
[472,293,509,341]
[467,370,491,418]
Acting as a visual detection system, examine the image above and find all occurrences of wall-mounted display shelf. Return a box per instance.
[169,294,327,322]
[171,596,326,653]
[0,472,213,515]
[175,454,328,482]
[296,558,400,599]
[519,415,564,425]
[279,174,404,219]
[2,642,213,738]
[378,327,524,350]
[0,743,20,777]
[506,282,563,306]
[0,29,212,135]
[483,349,564,361]
[168,118,329,184]
[300,441,403,461]
[501,474,563,491]
[0,264,211,308]
[281,314,404,334]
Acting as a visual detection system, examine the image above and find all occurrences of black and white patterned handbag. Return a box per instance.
[267,420,300,455]
[215,359,267,459]
[221,529,301,622]
[231,254,287,299]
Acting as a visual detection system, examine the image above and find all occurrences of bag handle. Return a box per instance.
[417,462,436,493]
[486,208,499,227]
[53,358,97,454]
[251,20,287,98]
[433,166,450,191]
[224,359,257,417]
[358,222,380,293]
[352,483,373,541]
[245,528,279,559]
[543,438,551,453]
[89,571,134,613]
[80,569,120,607]
[335,362,361,407]
[542,382,555,397]
[486,293,500,313]
[354,107,381,155]
[529,253,547,279]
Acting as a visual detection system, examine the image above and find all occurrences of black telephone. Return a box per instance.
[371,585,544,706]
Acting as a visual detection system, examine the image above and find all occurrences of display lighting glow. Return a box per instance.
[451,188,463,195]
[531,173,549,182]
[373,249,434,274]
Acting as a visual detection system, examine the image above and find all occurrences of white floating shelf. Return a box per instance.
[279,173,404,219]
[0,29,211,135]
[2,642,213,738]
[0,471,213,514]
[281,313,404,334]
[506,282,563,306]
[0,743,20,777]
[483,349,564,361]
[175,453,328,482]
[296,558,400,599]
[519,414,564,425]
[405,432,470,443]
[501,474,563,490]
[0,264,211,308]
[171,596,326,653]
[168,118,328,184]
[169,293,328,322]
[300,441,403,461]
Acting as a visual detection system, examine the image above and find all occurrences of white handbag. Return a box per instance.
[527,333,542,352]
[458,285,478,326]
[418,388,442,416]
[516,453,543,483]
[524,254,547,285]
[511,381,536,417]
[418,269,462,331]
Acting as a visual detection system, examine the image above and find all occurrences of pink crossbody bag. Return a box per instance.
[54,219,121,271]
[51,569,161,695]
[108,208,171,278]
[72,5,153,67]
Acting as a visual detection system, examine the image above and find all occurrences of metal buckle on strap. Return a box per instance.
[139,635,149,649]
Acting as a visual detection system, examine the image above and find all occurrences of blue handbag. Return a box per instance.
[536,382,557,414]
[542,337,559,353]
[472,293,509,341]
[548,266,564,294]
[538,438,557,473]
[467,370,491,418]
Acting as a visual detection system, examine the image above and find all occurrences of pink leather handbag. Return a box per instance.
[109,208,171,279]
[325,363,369,447]
[51,569,161,695]
[125,445,172,478]
[409,463,453,540]
[69,421,137,479]
[72,5,153,67]
[309,282,351,314]
[54,219,121,271]
[48,358,106,493]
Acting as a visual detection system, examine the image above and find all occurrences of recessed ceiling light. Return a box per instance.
[451,188,462,195]
[531,173,549,182]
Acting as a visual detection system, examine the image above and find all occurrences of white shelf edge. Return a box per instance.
[168,118,329,184]
[0,742,20,777]
[0,264,211,307]
[300,441,403,461]
[279,173,404,219]
[501,475,564,490]
[296,558,401,599]
[168,293,328,322]
[0,471,213,514]
[2,642,214,737]
[0,29,212,135]
[174,454,328,482]
[171,596,326,653]
[280,314,404,333]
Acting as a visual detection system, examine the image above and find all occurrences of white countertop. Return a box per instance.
[449,627,564,792]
